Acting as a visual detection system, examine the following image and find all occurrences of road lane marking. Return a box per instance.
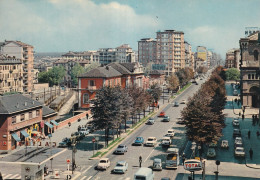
[9,174,20,179]
[144,145,158,162]
[82,165,92,174]
[80,176,87,180]
[86,176,92,180]
[3,174,13,179]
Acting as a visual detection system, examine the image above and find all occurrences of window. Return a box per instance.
[252,74,255,79]
[83,93,89,104]
[21,114,25,121]
[89,80,95,86]
[36,110,40,117]
[248,74,251,79]
[12,116,16,124]
[254,50,259,61]
[29,111,32,119]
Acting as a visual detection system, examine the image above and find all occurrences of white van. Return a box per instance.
[134,167,154,180]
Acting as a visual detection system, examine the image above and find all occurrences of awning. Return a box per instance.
[45,122,54,128]
[51,120,59,126]
[20,130,29,138]
[11,133,21,142]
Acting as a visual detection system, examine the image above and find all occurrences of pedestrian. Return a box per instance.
[158,105,160,110]
[78,125,81,132]
[182,153,186,165]
[242,114,245,120]
[86,113,89,120]
[0,172,2,180]
[256,131,260,137]
[139,156,142,168]
[248,130,251,139]
[68,122,71,127]
[249,148,253,159]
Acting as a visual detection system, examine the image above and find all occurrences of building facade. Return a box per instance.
[0,55,23,94]
[138,38,157,67]
[225,48,240,69]
[156,30,185,76]
[62,51,99,63]
[0,41,34,93]
[116,44,135,63]
[184,41,194,71]
[240,32,260,108]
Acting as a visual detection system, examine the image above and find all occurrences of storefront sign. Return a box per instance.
[38,141,57,147]
[184,159,202,171]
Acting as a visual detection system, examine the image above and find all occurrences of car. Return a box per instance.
[159,111,166,117]
[161,137,171,147]
[152,158,162,171]
[146,118,155,125]
[114,144,128,154]
[181,100,186,104]
[233,119,240,126]
[233,129,241,137]
[111,161,128,174]
[209,142,217,148]
[173,102,179,107]
[176,117,185,125]
[207,148,216,158]
[97,158,110,170]
[86,124,95,133]
[145,137,157,147]
[165,129,175,137]
[161,178,171,180]
[71,132,81,141]
[221,140,229,148]
[235,142,243,149]
[133,137,144,146]
[195,81,199,85]
[235,147,245,157]
[79,128,90,136]
[162,116,170,122]
[235,137,242,144]
[58,137,71,147]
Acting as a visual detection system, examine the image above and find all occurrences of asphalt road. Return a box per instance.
[74,80,204,180]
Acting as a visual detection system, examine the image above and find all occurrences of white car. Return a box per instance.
[233,119,239,126]
[97,158,110,170]
[165,129,175,137]
[161,137,171,147]
[145,137,157,147]
[235,137,242,144]
[79,128,90,136]
[181,100,186,104]
[235,147,245,157]
[221,140,229,148]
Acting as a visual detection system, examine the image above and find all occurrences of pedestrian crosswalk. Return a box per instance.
[2,173,21,180]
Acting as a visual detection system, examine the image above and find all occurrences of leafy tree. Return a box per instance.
[167,74,179,92]
[196,66,208,74]
[71,63,85,86]
[90,86,123,147]
[225,68,240,81]
[38,71,50,84]
[121,89,134,132]
[149,83,162,104]
[38,66,65,86]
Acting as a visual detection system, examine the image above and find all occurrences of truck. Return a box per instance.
[165,147,179,169]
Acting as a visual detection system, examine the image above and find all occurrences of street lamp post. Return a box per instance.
[214,160,220,180]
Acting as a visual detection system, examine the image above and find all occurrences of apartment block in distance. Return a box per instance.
[156,30,185,76]
[0,41,34,93]
[116,44,136,63]
[225,48,240,69]
[138,38,157,67]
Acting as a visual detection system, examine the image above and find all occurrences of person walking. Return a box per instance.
[86,113,89,120]
[249,148,253,160]
[257,131,260,137]
[248,130,251,139]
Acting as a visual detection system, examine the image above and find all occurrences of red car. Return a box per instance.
[159,111,165,117]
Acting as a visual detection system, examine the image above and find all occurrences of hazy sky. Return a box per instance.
[1,0,259,58]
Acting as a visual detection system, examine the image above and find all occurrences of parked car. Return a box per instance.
[159,111,166,117]
[173,102,179,107]
[146,118,155,125]
[233,129,241,137]
[97,158,110,170]
[133,137,144,146]
[134,167,154,180]
[165,129,175,137]
[235,137,242,144]
[233,119,240,126]
[209,142,217,148]
[58,137,71,147]
[176,117,185,125]
[111,161,128,174]
[235,147,245,157]
[152,158,162,171]
[79,128,90,136]
[181,100,186,104]
[235,142,243,149]
[161,137,171,147]
[114,144,128,154]
[207,148,216,158]
[221,140,229,148]
[162,116,170,122]
[145,137,157,147]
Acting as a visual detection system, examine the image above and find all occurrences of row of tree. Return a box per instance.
[38,62,99,87]
[181,66,227,148]
[90,84,162,147]
[167,67,194,92]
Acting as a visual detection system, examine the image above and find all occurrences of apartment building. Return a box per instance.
[0,41,34,93]
[225,48,240,69]
[98,48,117,65]
[138,38,157,67]
[62,51,99,63]
[240,32,260,108]
[0,55,23,94]
[184,41,194,71]
[156,30,185,76]
[116,44,135,63]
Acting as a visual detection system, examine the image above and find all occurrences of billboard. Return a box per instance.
[184,159,202,171]
[245,27,260,37]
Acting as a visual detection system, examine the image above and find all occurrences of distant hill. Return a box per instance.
[35,52,65,58]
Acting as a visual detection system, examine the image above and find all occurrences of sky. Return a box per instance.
[1,0,260,58]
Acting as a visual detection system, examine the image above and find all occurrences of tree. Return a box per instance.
[167,74,179,92]
[38,66,65,86]
[121,89,134,132]
[196,66,208,74]
[71,63,85,87]
[90,86,123,147]
[225,68,240,81]
[149,83,162,104]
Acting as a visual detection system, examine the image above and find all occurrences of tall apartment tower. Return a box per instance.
[156,30,185,76]
[0,41,34,93]
[138,38,157,67]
